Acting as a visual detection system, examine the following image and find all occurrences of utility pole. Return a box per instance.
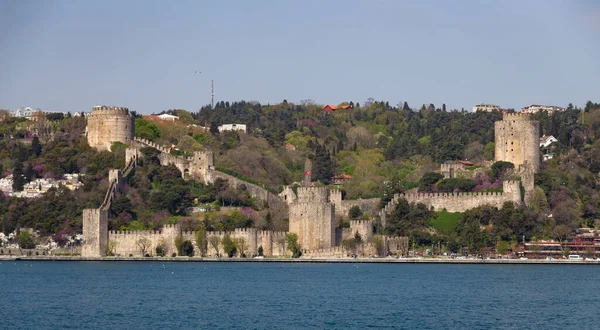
[211,79,214,110]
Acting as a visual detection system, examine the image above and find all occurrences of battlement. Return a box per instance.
[91,106,131,116]
[399,190,505,200]
[234,227,257,234]
[162,224,181,231]
[502,112,533,120]
[350,220,373,227]
[296,186,330,204]
[109,230,161,236]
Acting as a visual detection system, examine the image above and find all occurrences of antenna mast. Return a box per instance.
[211,79,214,109]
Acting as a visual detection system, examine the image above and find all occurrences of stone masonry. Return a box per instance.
[495,112,540,172]
[86,106,134,152]
[288,187,335,251]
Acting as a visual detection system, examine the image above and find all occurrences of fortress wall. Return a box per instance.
[350,220,373,242]
[329,189,380,217]
[205,170,284,209]
[495,113,540,172]
[289,202,335,251]
[81,208,108,257]
[385,236,409,255]
[203,229,289,257]
[87,106,134,152]
[303,246,345,258]
[339,199,381,217]
[109,230,164,256]
[379,181,521,228]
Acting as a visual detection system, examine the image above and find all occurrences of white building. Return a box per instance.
[12,107,68,118]
[157,114,179,121]
[218,124,247,133]
[540,135,558,148]
[472,104,503,112]
[521,105,565,115]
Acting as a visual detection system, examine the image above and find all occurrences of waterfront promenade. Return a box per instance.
[2,255,600,265]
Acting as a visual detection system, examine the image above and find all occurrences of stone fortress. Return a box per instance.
[82,108,540,258]
[86,106,135,152]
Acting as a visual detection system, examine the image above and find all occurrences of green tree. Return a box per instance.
[348,205,363,220]
[135,118,161,141]
[12,162,25,192]
[195,223,207,256]
[181,240,194,257]
[222,235,237,257]
[483,142,495,160]
[491,161,515,180]
[174,234,185,256]
[209,236,221,257]
[18,231,35,249]
[418,172,443,192]
[312,144,335,184]
[285,232,301,258]
[31,136,42,157]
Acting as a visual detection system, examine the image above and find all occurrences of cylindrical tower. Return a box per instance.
[87,105,135,151]
[494,113,540,172]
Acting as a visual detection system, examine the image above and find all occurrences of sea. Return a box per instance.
[1,261,598,329]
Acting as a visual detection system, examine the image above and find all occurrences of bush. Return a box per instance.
[171,253,177,258]
[156,245,165,257]
[222,235,237,258]
[437,178,479,193]
[181,240,194,257]
[258,246,263,256]
[18,231,35,249]
[348,206,363,220]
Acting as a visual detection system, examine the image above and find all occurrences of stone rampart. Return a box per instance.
[204,229,289,257]
[385,236,409,255]
[87,105,134,152]
[378,180,521,228]
[82,208,108,257]
[296,186,330,204]
[495,112,540,172]
[303,246,346,258]
[289,200,335,251]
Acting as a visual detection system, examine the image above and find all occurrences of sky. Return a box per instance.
[0,0,599,114]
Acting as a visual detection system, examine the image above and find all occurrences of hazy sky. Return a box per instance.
[1,0,599,114]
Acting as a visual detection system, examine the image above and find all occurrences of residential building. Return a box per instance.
[521,105,565,115]
[323,104,352,112]
[218,123,247,133]
[472,104,503,112]
[540,135,558,148]
[157,114,179,121]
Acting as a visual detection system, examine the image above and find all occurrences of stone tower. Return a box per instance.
[494,113,540,172]
[87,105,135,152]
[288,187,335,251]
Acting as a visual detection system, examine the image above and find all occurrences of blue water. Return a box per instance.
[1,262,598,329]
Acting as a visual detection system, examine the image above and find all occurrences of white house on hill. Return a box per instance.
[218,124,247,133]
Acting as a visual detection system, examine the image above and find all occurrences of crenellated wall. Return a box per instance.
[134,138,284,209]
[379,180,521,228]
[289,187,335,251]
[107,224,290,257]
[329,189,380,218]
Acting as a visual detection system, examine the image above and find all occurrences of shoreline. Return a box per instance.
[2,255,599,265]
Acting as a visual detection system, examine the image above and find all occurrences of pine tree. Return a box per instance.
[12,162,25,192]
[312,144,334,184]
[31,136,42,157]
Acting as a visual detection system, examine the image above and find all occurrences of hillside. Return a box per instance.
[1,100,600,254]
